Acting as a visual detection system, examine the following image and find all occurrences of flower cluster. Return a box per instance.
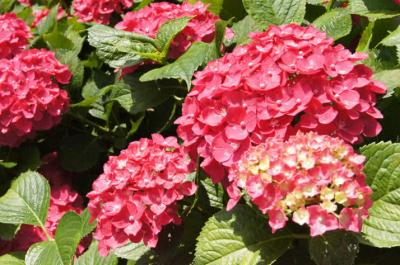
[227,132,372,236]
[0,49,71,147]
[72,0,132,24]
[87,134,197,256]
[0,13,31,59]
[176,24,386,183]
[0,153,85,255]
[116,1,229,60]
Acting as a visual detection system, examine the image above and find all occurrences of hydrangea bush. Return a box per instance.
[0,1,400,265]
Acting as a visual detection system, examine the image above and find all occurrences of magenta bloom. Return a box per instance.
[116,1,229,60]
[87,134,197,256]
[176,24,386,183]
[0,13,31,59]
[227,132,372,236]
[0,49,71,147]
[32,7,66,28]
[72,0,132,24]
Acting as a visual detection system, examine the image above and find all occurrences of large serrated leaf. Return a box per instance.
[88,25,160,68]
[25,241,63,265]
[55,212,84,265]
[156,17,192,54]
[309,231,359,265]
[75,241,118,265]
[350,0,400,21]
[80,209,97,238]
[360,142,400,247]
[114,242,152,261]
[140,42,211,89]
[313,8,352,40]
[380,26,400,47]
[243,0,306,26]
[231,15,264,45]
[194,204,292,265]
[0,171,50,227]
[201,178,224,209]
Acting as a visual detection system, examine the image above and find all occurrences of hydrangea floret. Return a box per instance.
[176,24,386,183]
[227,132,372,236]
[87,134,197,256]
[72,0,132,24]
[0,49,71,147]
[0,13,31,59]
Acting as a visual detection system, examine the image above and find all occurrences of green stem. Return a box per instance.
[67,112,109,133]
[326,0,336,11]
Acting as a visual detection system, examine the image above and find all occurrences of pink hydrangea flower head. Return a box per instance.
[0,153,84,255]
[176,23,386,183]
[0,13,31,59]
[116,1,229,60]
[17,0,31,5]
[226,132,372,236]
[0,49,71,147]
[394,0,400,5]
[87,134,197,256]
[72,0,132,24]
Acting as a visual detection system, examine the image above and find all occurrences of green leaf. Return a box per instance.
[59,134,105,173]
[109,84,135,113]
[114,242,152,261]
[0,253,25,265]
[306,0,326,5]
[25,241,62,265]
[55,212,83,265]
[0,223,20,240]
[140,42,211,89]
[80,209,97,238]
[243,0,306,26]
[350,0,400,21]
[0,161,17,169]
[313,8,352,40]
[309,231,359,265]
[88,24,161,68]
[0,0,16,13]
[373,69,400,98]
[72,85,114,107]
[0,171,50,227]
[36,5,58,35]
[200,178,224,209]
[231,15,264,45]
[359,142,400,247]
[57,51,84,91]
[156,17,192,54]
[43,32,75,50]
[356,22,375,52]
[194,204,292,265]
[75,241,118,265]
[380,26,400,47]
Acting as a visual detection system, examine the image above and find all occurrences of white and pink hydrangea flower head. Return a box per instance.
[176,24,386,183]
[227,132,372,236]
[87,134,197,256]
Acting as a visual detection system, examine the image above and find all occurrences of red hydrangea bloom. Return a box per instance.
[116,1,231,60]
[0,153,84,255]
[0,13,31,59]
[227,132,372,236]
[394,0,400,5]
[0,49,71,147]
[32,7,66,28]
[72,0,132,24]
[87,134,197,256]
[176,24,386,183]
[17,0,30,5]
